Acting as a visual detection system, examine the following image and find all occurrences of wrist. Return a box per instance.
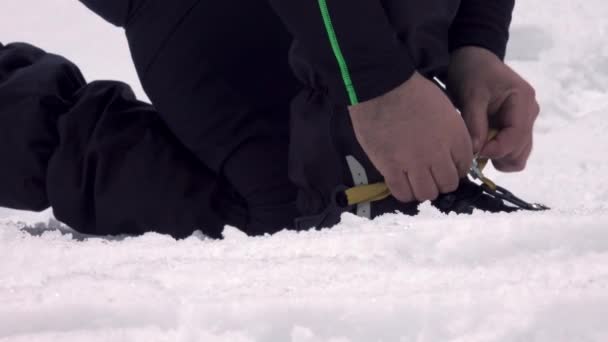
[348,71,420,114]
[448,46,504,88]
[450,46,502,65]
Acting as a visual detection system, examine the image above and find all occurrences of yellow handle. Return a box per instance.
[344,182,391,206]
[475,129,499,172]
[344,129,500,206]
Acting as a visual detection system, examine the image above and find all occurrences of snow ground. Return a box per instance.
[1,0,608,341]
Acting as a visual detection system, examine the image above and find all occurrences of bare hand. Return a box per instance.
[349,72,473,202]
[448,46,540,172]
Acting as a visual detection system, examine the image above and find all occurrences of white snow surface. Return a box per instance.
[2,1,608,341]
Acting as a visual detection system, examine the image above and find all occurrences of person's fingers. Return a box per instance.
[450,149,472,178]
[431,159,460,194]
[407,168,440,201]
[385,171,415,203]
[482,91,535,158]
[530,97,541,125]
[520,137,534,162]
[479,125,521,159]
[492,138,533,172]
[451,134,474,178]
[460,94,490,154]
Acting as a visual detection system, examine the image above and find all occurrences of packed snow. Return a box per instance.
[1,0,608,341]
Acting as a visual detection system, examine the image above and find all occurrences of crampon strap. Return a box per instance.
[341,137,549,215]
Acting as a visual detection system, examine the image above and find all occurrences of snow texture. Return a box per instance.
[1,0,608,341]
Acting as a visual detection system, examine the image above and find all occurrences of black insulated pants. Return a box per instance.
[0,42,242,238]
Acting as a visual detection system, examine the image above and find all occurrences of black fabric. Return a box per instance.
[122,0,300,174]
[432,178,519,214]
[77,0,147,27]
[449,0,515,60]
[289,89,419,230]
[1,1,518,236]
[0,42,80,211]
[0,42,249,238]
[79,0,514,105]
[269,0,514,105]
[79,0,302,234]
[74,0,516,230]
[269,0,415,106]
[285,2,515,226]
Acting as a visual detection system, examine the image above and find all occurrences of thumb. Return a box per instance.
[461,96,490,154]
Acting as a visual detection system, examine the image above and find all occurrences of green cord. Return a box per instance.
[317,0,359,105]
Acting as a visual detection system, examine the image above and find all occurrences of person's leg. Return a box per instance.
[287,83,420,230]
[0,42,242,238]
[287,0,521,229]
[121,0,302,234]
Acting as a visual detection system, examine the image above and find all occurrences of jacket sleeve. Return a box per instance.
[449,0,516,60]
[267,0,415,106]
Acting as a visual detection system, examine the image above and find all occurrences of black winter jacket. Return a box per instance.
[80,0,514,107]
[77,0,514,182]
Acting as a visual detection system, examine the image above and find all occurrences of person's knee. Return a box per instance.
[79,0,149,27]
